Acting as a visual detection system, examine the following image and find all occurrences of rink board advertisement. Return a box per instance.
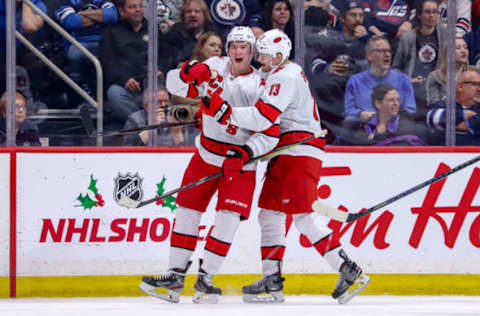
[14,150,480,278]
[0,153,10,278]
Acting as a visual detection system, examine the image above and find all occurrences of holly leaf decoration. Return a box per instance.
[163,196,177,211]
[156,176,167,195]
[76,193,97,210]
[88,174,98,195]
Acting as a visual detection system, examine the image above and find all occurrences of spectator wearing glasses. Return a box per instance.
[0,90,40,146]
[392,0,446,121]
[339,35,416,143]
[427,67,480,145]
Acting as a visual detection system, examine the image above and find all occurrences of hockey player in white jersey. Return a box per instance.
[202,29,370,304]
[139,26,279,304]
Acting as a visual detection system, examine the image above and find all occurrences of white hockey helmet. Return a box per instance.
[256,29,292,64]
[226,26,256,53]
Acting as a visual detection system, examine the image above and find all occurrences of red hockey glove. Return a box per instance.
[222,145,253,181]
[201,92,232,125]
[180,60,211,85]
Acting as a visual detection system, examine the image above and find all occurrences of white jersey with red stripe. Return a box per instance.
[229,61,324,159]
[166,56,278,168]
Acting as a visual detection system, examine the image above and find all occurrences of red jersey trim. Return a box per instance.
[255,98,282,123]
[278,131,325,150]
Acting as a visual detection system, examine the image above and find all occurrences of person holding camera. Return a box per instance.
[122,85,197,146]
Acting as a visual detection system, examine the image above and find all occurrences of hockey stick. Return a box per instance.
[118,129,328,209]
[312,154,480,223]
[79,104,199,138]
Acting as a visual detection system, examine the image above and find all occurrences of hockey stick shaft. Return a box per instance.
[314,154,480,223]
[121,130,327,208]
[94,120,199,138]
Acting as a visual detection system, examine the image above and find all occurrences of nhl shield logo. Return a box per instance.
[114,172,143,204]
[210,0,246,26]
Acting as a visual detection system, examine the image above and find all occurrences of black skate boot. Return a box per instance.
[242,272,285,303]
[192,267,222,304]
[139,262,191,303]
[332,251,370,304]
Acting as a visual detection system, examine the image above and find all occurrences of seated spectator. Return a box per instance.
[359,0,416,53]
[99,0,161,124]
[170,31,223,107]
[1,0,46,93]
[438,0,471,37]
[122,85,197,146]
[259,0,295,58]
[464,0,480,67]
[306,1,370,142]
[141,0,182,33]
[393,0,446,121]
[158,0,217,74]
[0,91,40,146]
[337,83,428,145]
[344,35,416,121]
[206,0,262,38]
[426,37,469,105]
[55,0,118,107]
[427,67,480,145]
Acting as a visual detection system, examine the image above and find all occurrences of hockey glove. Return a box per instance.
[201,92,232,125]
[222,145,253,180]
[180,60,212,86]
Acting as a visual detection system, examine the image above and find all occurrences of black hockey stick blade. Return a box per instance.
[313,154,480,223]
[79,104,96,137]
[118,129,328,209]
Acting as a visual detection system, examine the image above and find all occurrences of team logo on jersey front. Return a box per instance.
[210,0,246,25]
[114,172,143,204]
[418,43,437,64]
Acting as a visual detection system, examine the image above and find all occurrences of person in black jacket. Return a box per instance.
[157,0,217,74]
[0,91,40,146]
[99,0,161,124]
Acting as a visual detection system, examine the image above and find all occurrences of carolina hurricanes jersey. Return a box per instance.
[229,62,324,159]
[166,56,278,168]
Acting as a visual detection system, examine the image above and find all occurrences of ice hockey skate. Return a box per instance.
[192,268,222,304]
[242,272,285,303]
[331,255,370,304]
[139,264,190,303]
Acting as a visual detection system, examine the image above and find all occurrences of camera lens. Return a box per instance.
[172,107,190,121]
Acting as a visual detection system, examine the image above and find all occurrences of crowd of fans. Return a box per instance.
[1,0,480,146]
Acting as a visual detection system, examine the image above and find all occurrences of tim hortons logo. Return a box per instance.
[286,163,480,250]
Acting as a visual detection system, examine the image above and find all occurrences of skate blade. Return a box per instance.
[139,282,181,303]
[337,274,370,305]
[242,292,285,304]
[192,291,220,304]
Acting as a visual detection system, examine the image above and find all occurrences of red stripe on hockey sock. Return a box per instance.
[255,99,282,123]
[261,245,285,261]
[171,231,198,251]
[313,233,341,256]
[205,236,231,257]
[262,124,280,138]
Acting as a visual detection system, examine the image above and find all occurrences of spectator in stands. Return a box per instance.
[141,0,182,33]
[427,67,480,145]
[55,0,118,107]
[306,1,370,142]
[122,85,197,146]
[0,0,46,93]
[426,37,469,105]
[360,0,417,53]
[158,0,216,74]
[260,0,295,57]
[206,0,262,38]
[344,35,416,121]
[464,0,480,67]
[170,31,223,107]
[392,0,446,121]
[0,90,40,146]
[338,83,428,145]
[99,0,160,124]
[438,0,471,37]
